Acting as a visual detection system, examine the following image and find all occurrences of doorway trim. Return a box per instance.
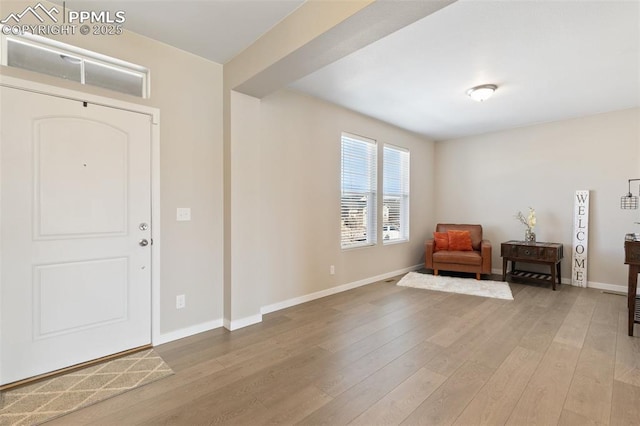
[0,75,162,353]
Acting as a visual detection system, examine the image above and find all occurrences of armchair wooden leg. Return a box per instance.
[476,273,480,280]
[434,269,438,276]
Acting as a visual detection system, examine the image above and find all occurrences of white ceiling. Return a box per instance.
[56,0,305,64]
[291,0,640,140]
[55,0,640,141]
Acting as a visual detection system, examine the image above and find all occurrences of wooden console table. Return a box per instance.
[501,241,563,290]
[624,240,640,336]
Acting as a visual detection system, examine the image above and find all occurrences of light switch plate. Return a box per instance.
[176,294,186,309]
[176,207,191,221]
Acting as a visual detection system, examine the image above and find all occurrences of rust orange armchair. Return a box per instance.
[425,224,492,280]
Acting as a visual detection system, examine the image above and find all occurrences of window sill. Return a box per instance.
[383,238,409,246]
[341,242,376,251]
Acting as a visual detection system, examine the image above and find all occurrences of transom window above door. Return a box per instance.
[0,29,149,98]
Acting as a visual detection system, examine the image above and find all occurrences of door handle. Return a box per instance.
[139,239,149,247]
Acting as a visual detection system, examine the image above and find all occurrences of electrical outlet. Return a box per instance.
[176,294,186,309]
[330,265,335,275]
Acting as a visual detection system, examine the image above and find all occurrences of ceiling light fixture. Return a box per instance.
[467,84,498,102]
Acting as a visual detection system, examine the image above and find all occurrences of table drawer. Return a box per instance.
[502,244,558,262]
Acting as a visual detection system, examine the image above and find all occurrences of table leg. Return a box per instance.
[502,258,507,281]
[550,262,556,291]
[629,265,638,336]
[556,262,562,287]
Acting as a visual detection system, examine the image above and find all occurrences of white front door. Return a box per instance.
[0,86,152,385]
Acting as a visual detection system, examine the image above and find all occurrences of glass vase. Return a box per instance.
[525,228,536,243]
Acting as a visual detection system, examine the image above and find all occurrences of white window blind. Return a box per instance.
[341,133,377,248]
[383,144,409,243]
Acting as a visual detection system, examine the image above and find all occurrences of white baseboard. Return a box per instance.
[586,280,635,294]
[553,276,632,293]
[153,319,223,346]
[153,265,422,341]
[152,264,638,345]
[150,268,634,345]
[223,313,263,331]
[261,264,422,315]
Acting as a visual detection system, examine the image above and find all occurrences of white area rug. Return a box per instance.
[397,272,514,300]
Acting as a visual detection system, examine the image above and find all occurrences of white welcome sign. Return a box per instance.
[572,190,589,287]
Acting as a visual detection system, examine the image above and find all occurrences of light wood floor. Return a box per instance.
[48,273,640,425]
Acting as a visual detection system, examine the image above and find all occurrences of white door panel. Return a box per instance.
[0,87,152,385]
[36,118,128,237]
[35,258,128,337]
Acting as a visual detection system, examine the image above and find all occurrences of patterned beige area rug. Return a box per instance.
[0,349,173,426]
[397,272,514,300]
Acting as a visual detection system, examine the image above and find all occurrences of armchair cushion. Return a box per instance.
[436,223,483,250]
[447,230,473,251]
[433,232,449,251]
[433,250,482,265]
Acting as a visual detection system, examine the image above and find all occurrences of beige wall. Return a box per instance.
[434,108,640,288]
[222,0,448,327]
[229,91,263,323]
[0,1,225,336]
[230,89,435,321]
[250,91,434,314]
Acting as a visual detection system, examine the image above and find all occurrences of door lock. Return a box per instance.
[139,222,149,231]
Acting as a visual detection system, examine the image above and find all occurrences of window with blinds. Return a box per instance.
[341,133,377,249]
[383,144,410,243]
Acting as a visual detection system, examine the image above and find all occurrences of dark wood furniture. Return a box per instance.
[501,241,563,290]
[624,240,640,336]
